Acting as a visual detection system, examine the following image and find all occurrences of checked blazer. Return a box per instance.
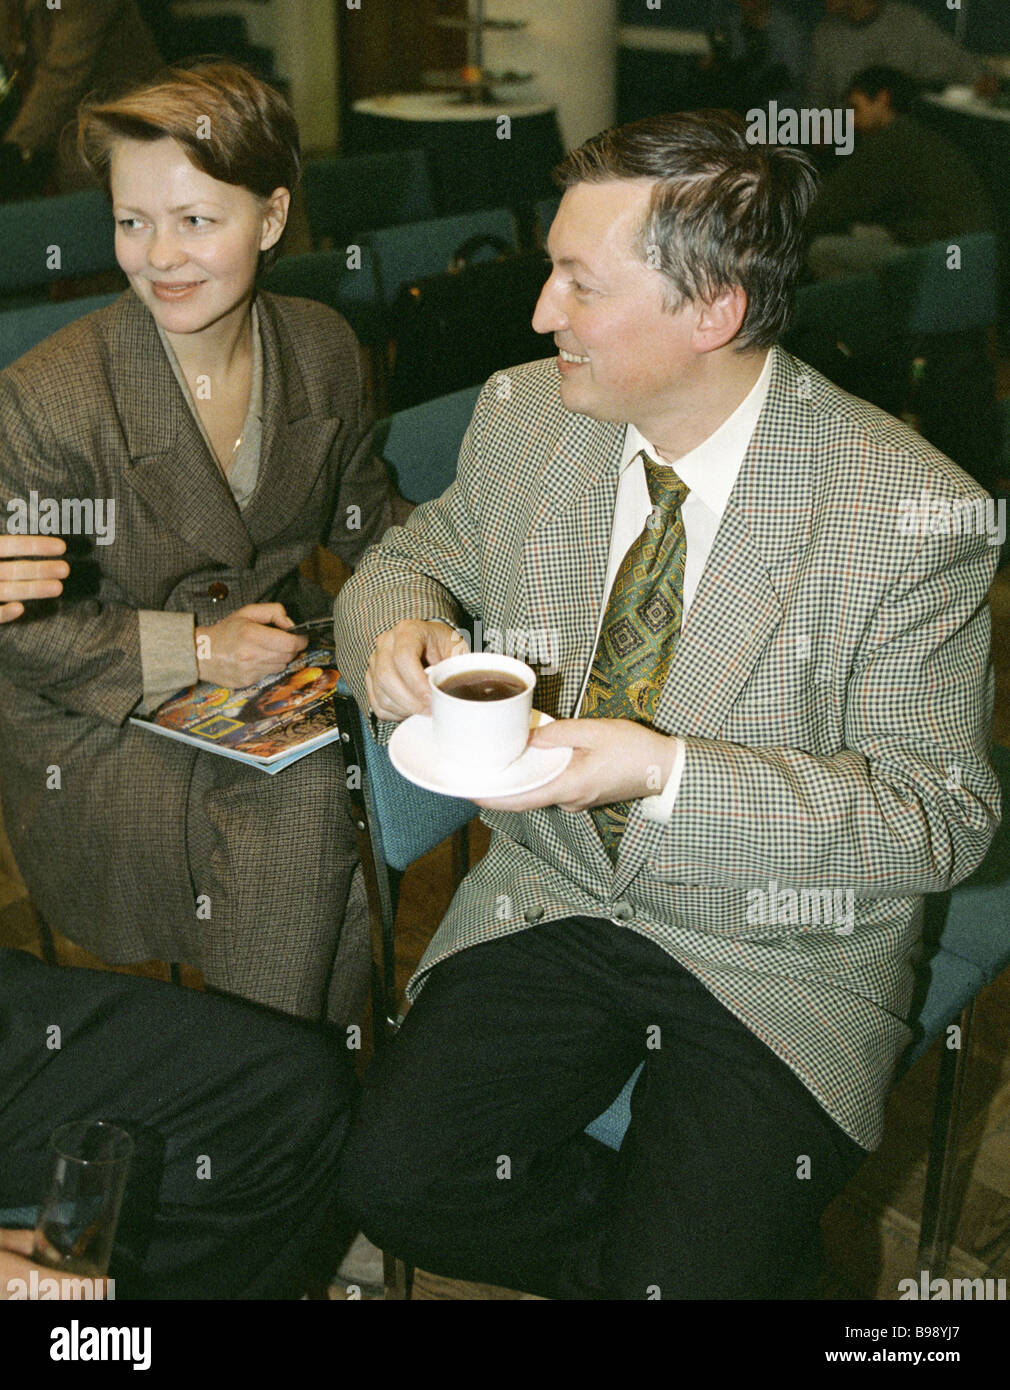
[0,289,392,1020]
[333,346,1001,1148]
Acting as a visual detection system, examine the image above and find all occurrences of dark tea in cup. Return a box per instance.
[436,670,529,702]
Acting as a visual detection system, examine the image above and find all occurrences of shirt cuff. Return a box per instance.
[640,737,686,823]
[136,610,199,715]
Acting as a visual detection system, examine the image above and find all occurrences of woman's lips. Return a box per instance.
[151,281,202,300]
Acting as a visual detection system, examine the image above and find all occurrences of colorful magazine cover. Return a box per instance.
[130,629,344,774]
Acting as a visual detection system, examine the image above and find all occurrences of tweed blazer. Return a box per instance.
[0,289,392,979]
[333,347,1001,1149]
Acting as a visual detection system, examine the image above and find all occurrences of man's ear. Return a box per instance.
[693,287,747,353]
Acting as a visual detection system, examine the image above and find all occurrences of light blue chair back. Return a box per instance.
[374,385,481,505]
[262,248,383,345]
[366,208,518,309]
[0,190,119,295]
[303,150,436,250]
[881,231,998,336]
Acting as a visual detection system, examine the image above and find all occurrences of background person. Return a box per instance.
[805,65,994,278]
[0,0,162,199]
[807,0,995,111]
[0,62,393,1024]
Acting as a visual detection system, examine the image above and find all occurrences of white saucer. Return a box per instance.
[389,709,572,799]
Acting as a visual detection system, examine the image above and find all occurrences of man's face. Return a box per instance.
[532,180,703,435]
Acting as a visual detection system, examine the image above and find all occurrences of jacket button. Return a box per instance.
[524,906,545,923]
[207,581,229,602]
[612,901,633,921]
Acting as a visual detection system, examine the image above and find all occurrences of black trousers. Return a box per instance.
[336,917,867,1300]
[0,949,357,1299]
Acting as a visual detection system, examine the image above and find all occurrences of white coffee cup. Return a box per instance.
[427,652,536,771]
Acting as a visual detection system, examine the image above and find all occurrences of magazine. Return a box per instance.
[130,621,345,774]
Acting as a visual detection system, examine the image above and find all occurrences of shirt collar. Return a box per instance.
[621,349,773,518]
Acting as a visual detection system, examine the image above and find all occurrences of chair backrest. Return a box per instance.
[374,385,482,505]
[789,273,894,360]
[302,150,436,249]
[0,292,119,371]
[0,190,119,295]
[881,231,998,336]
[366,208,518,308]
[261,248,383,345]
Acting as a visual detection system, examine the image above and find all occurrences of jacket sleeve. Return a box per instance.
[0,366,147,724]
[643,511,1001,897]
[332,383,489,737]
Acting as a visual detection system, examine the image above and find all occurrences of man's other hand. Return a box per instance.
[0,1229,112,1299]
[366,619,469,722]
[474,718,677,812]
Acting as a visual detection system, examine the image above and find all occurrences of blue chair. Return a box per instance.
[0,190,120,297]
[0,293,119,370]
[262,248,384,346]
[373,385,481,505]
[302,150,436,251]
[364,208,518,312]
[881,231,999,336]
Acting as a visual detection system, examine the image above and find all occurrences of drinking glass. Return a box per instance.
[31,1121,133,1277]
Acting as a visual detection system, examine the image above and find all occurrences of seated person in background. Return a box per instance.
[0,0,163,198]
[0,61,393,1025]
[0,534,68,622]
[699,0,807,114]
[806,66,994,279]
[807,0,995,111]
[0,948,356,1299]
[332,111,999,1300]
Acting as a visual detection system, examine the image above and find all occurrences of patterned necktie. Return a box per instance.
[580,452,689,861]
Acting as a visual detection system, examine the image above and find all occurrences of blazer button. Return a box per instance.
[612,901,633,922]
[523,906,545,923]
[207,581,229,602]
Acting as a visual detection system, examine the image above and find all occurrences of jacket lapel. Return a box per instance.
[239,293,344,548]
[112,293,256,568]
[515,408,625,721]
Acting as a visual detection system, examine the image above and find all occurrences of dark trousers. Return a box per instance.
[0,949,357,1298]
[336,917,867,1300]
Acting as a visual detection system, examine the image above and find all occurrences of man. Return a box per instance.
[701,0,807,113]
[333,111,999,1300]
[806,65,994,278]
[807,0,993,111]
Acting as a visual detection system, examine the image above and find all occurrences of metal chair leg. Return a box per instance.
[36,913,58,967]
[917,1000,975,1278]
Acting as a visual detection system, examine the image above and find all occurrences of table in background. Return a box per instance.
[348,94,564,219]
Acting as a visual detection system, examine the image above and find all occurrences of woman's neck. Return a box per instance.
[164,294,254,383]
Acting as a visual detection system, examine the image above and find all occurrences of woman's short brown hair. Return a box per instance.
[78,59,300,272]
[554,111,818,350]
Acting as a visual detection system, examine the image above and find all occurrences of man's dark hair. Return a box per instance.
[553,110,818,350]
[848,65,918,115]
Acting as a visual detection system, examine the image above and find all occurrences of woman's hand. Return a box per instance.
[0,536,69,623]
[195,603,308,689]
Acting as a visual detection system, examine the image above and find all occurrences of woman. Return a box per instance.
[0,62,393,1022]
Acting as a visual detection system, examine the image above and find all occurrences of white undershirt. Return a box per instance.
[579,350,774,822]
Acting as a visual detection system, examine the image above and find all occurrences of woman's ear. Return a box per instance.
[260,187,291,251]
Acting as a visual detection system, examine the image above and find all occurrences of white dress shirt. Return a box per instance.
[579,350,774,823]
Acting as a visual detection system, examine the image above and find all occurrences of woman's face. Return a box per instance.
[110,136,288,339]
